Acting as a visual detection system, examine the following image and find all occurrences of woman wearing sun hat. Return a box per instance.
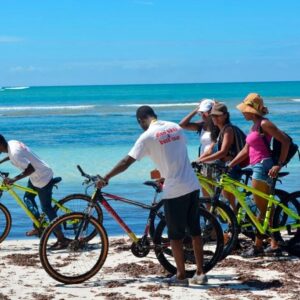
[179,99,219,198]
[229,93,290,257]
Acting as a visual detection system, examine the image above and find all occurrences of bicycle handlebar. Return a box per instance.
[191,161,229,174]
[76,165,106,186]
[0,171,9,178]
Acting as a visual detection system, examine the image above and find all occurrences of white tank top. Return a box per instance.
[200,129,213,154]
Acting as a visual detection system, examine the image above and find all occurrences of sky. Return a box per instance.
[1,0,300,86]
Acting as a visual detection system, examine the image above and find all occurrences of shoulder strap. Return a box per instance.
[259,121,272,152]
[232,125,245,153]
[219,123,231,138]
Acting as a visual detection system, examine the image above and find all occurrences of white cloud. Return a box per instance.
[0,36,24,43]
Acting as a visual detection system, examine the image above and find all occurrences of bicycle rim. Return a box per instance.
[0,203,12,243]
[56,193,103,223]
[212,201,238,259]
[273,194,300,246]
[39,212,108,284]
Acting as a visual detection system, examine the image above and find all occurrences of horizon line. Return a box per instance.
[3,80,300,89]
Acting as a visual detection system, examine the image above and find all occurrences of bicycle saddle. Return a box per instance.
[52,177,62,185]
[277,172,289,178]
[143,181,163,193]
[240,168,253,177]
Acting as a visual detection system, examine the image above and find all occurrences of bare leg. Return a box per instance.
[170,239,186,280]
[192,235,204,275]
[252,179,278,248]
[223,190,237,213]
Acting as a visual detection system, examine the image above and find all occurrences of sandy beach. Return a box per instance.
[0,236,299,300]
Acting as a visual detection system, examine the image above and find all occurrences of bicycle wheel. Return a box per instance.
[39,212,108,284]
[153,207,223,277]
[149,200,164,239]
[55,194,103,223]
[273,193,300,246]
[209,201,238,259]
[0,203,12,243]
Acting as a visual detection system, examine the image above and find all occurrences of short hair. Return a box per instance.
[0,134,7,146]
[136,105,157,120]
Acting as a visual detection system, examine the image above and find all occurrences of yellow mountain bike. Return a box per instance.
[0,170,103,243]
[193,162,294,258]
[194,162,300,256]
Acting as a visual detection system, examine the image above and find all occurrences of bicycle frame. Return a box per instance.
[0,182,71,228]
[220,174,300,235]
[89,188,163,243]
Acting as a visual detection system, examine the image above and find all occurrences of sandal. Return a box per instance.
[162,275,189,287]
[241,246,264,258]
[26,228,39,237]
[49,239,71,250]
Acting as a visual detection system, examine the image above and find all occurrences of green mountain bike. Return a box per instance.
[0,170,102,242]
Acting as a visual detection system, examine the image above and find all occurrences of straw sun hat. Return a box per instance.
[236,93,269,116]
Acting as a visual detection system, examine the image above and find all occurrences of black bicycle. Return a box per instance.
[39,165,224,284]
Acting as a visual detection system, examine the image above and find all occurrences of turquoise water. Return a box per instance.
[0,82,300,238]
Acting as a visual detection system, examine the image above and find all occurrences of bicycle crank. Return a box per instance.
[131,238,150,257]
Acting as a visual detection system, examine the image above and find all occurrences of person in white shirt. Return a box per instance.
[0,135,67,249]
[97,106,208,286]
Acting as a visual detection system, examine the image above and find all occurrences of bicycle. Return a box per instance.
[39,165,224,284]
[193,162,290,258]
[0,170,102,243]
[197,163,300,255]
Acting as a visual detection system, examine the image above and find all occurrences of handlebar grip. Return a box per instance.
[0,171,9,178]
[77,165,85,176]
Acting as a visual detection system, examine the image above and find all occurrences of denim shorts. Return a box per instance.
[251,157,274,184]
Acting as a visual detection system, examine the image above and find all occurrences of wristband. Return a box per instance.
[277,161,284,167]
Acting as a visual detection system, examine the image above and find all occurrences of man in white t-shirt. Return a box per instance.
[97,106,208,286]
[0,134,67,249]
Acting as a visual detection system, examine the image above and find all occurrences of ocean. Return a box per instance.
[1,82,300,239]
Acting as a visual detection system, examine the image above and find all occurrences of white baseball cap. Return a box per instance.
[198,99,214,113]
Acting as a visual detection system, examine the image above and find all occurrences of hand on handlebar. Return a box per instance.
[268,165,281,178]
[3,177,15,185]
[96,177,108,189]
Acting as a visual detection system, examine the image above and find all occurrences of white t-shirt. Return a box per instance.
[128,120,200,199]
[8,140,53,188]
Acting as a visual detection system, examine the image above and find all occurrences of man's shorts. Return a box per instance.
[163,190,201,240]
[251,157,274,185]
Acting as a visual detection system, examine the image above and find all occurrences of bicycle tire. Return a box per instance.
[273,194,300,247]
[208,201,239,259]
[149,200,164,239]
[55,193,103,222]
[153,207,224,277]
[39,212,108,284]
[0,203,12,243]
[277,190,299,225]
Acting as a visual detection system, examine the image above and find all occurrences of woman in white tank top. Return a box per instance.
[179,99,219,197]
